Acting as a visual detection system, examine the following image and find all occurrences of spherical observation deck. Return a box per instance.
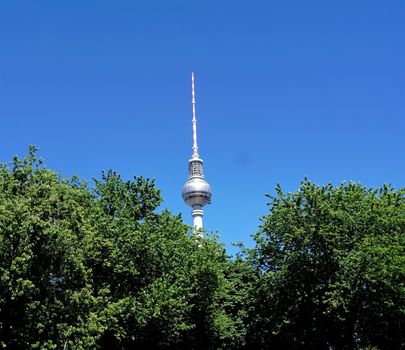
[182,177,212,207]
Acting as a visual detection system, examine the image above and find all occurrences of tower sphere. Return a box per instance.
[182,175,212,207]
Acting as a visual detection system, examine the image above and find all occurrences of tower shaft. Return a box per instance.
[192,205,204,236]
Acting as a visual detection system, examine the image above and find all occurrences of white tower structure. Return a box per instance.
[182,72,212,236]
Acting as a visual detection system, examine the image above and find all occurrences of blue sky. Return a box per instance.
[1,1,404,255]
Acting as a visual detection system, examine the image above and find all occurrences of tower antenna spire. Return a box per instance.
[191,72,199,159]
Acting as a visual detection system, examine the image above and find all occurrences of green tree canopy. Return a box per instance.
[0,147,244,349]
[1,148,403,349]
[246,180,405,349]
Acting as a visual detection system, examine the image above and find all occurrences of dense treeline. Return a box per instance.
[0,147,404,349]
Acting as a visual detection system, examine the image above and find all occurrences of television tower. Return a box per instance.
[182,72,212,237]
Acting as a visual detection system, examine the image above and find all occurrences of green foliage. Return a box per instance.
[0,148,244,349]
[1,148,403,349]
[246,179,405,349]
[0,147,100,349]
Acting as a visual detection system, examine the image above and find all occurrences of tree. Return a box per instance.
[90,170,244,349]
[0,146,101,349]
[246,180,405,349]
[0,148,244,349]
[3,148,401,349]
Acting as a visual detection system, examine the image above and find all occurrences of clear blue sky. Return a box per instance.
[1,1,404,255]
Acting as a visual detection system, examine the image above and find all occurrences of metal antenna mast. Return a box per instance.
[191,72,199,159]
